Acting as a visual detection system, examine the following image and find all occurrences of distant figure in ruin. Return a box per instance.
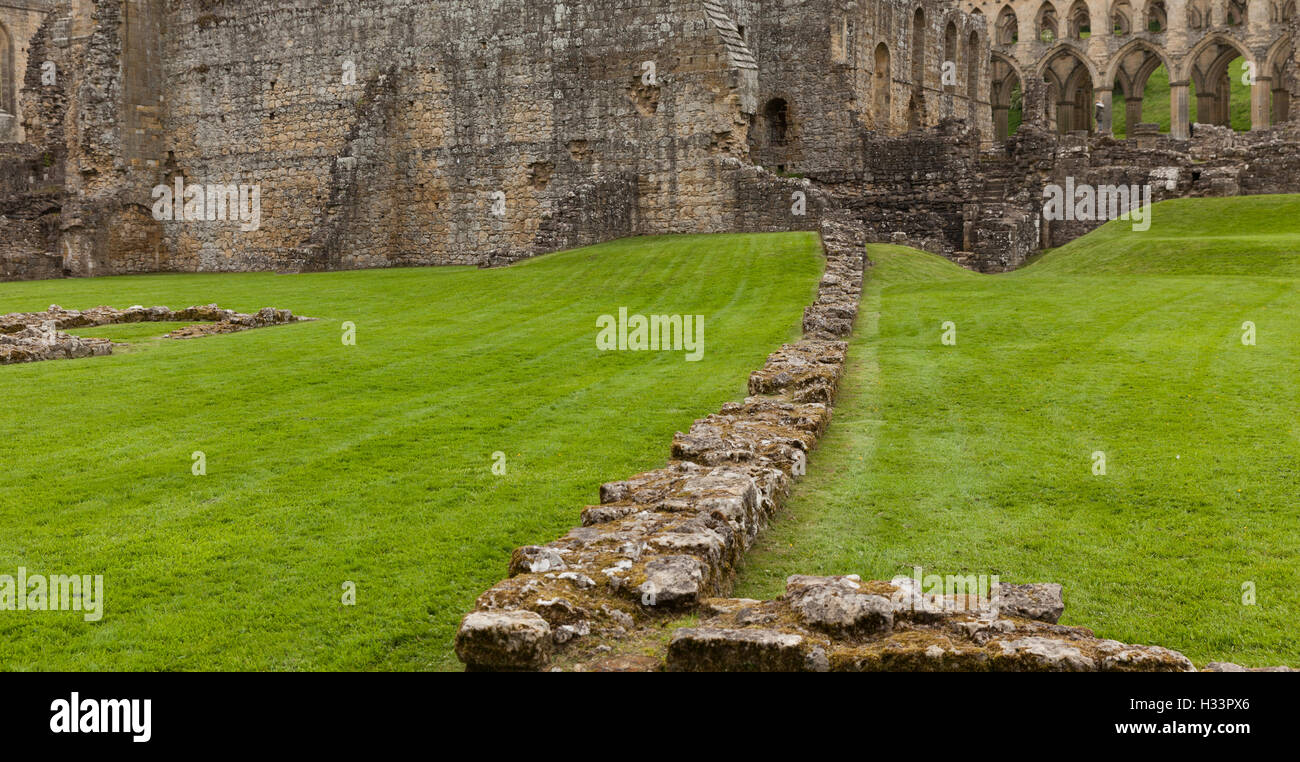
[1094,100,1105,128]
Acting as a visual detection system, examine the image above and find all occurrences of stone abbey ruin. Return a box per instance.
[2,2,1298,672]
[0,0,1294,282]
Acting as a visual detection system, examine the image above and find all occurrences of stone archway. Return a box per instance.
[1040,46,1099,133]
[997,5,1020,45]
[992,53,1025,138]
[1265,34,1294,123]
[1105,38,1176,135]
[1182,33,1259,130]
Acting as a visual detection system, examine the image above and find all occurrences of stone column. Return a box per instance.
[1217,72,1232,125]
[1095,87,1114,134]
[1125,97,1144,130]
[1170,80,1191,139]
[1058,101,1075,133]
[994,104,1010,138]
[1165,0,1189,39]
[1251,76,1272,130]
[1196,91,1217,126]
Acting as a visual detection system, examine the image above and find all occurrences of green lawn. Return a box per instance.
[735,195,1300,668]
[0,233,822,671]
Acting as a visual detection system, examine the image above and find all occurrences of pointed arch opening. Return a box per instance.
[874,42,893,131]
[1107,40,1175,136]
[1227,0,1247,25]
[1037,2,1060,44]
[1068,0,1092,39]
[1266,35,1294,123]
[1041,46,1097,133]
[1187,0,1211,28]
[0,20,13,118]
[1145,0,1168,31]
[1185,35,1256,131]
[997,5,1019,45]
[1112,1,1133,34]
[944,21,958,94]
[992,53,1024,138]
[912,8,926,88]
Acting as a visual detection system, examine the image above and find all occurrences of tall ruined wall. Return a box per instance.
[41,0,166,277]
[3,0,991,280]
[748,0,992,177]
[0,1,55,143]
[139,0,778,274]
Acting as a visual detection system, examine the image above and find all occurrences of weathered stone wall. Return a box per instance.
[747,0,993,177]
[0,0,991,280]
[1,2,1297,281]
[142,0,784,274]
[0,0,54,143]
[810,116,1300,272]
[0,141,60,279]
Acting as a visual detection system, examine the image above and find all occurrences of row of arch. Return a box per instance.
[996,0,1291,45]
[991,31,1294,137]
[998,0,1284,44]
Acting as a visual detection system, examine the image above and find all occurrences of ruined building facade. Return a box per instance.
[0,0,990,280]
[971,0,1297,138]
[0,1,1297,283]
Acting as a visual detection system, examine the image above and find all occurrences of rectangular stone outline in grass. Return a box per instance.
[0,304,309,365]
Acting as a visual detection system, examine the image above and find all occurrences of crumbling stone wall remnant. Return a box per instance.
[0,303,306,365]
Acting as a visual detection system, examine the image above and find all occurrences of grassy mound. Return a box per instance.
[0,233,822,670]
[735,195,1300,668]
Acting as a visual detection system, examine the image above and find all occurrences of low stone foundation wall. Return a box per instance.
[0,304,305,365]
[669,577,1194,672]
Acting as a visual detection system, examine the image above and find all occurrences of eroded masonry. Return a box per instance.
[3,1,1294,283]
